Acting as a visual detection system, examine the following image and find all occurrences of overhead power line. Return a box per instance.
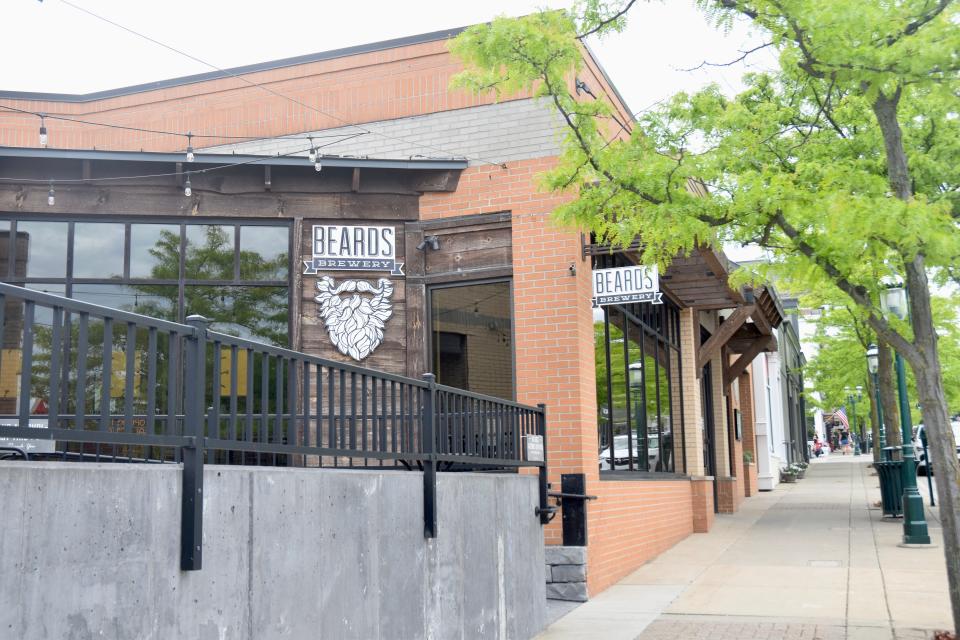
[52,0,500,166]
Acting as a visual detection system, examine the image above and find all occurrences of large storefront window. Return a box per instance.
[0,217,290,346]
[430,280,514,400]
[595,255,682,474]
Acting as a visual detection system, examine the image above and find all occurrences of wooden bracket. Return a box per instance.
[697,304,755,371]
[723,335,777,388]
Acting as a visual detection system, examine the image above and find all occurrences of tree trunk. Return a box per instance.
[874,88,960,635]
[904,256,960,636]
[878,341,901,447]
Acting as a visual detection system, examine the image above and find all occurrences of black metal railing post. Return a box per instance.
[537,403,551,525]
[422,373,437,539]
[181,315,209,571]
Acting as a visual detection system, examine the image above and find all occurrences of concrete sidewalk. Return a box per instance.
[538,454,954,640]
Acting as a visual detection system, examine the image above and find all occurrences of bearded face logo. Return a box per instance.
[315,276,394,361]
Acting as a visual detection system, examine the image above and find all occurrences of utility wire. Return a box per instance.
[56,0,498,165]
[0,132,365,184]
[0,104,356,142]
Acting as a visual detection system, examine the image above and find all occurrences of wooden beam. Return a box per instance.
[751,303,773,335]
[697,304,755,370]
[723,335,777,388]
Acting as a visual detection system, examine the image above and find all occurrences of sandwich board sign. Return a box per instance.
[592,264,663,307]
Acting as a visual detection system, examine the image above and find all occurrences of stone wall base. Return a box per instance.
[545,546,588,602]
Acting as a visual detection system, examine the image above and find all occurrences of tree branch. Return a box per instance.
[680,42,773,72]
[577,0,638,39]
[881,0,953,47]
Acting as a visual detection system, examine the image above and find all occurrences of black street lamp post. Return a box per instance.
[866,345,885,450]
[880,286,931,545]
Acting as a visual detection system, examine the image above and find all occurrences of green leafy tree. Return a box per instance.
[451,1,960,629]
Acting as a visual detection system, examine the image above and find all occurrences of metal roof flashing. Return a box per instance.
[0,146,467,171]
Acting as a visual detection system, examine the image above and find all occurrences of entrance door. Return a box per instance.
[701,361,719,513]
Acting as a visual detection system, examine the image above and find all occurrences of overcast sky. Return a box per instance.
[2,0,775,114]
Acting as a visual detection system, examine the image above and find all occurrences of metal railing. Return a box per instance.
[0,282,549,570]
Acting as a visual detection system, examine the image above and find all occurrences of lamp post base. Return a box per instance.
[901,489,931,545]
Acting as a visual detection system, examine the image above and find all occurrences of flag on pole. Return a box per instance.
[835,407,849,428]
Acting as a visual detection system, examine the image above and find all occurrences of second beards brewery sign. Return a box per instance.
[303,224,402,361]
[592,264,663,307]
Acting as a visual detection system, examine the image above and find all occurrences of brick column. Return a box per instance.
[678,308,704,476]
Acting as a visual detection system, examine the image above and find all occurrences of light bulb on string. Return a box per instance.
[308,137,316,163]
[39,115,48,147]
[184,175,192,197]
[185,132,195,162]
[314,156,322,172]
[47,182,55,206]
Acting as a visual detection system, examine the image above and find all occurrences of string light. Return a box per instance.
[0,132,366,187]
[47,181,55,206]
[185,133,195,162]
[39,115,48,147]
[183,175,192,197]
[314,156,322,172]
[307,137,316,163]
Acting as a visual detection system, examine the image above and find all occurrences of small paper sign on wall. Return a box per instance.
[525,435,544,462]
[592,264,663,307]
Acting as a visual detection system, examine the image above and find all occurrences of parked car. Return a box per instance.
[913,422,960,476]
[599,433,660,470]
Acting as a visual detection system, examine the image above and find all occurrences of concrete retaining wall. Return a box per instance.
[0,462,546,640]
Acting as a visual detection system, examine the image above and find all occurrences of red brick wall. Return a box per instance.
[691,477,715,533]
[587,480,693,594]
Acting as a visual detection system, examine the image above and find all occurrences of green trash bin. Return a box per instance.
[876,459,904,517]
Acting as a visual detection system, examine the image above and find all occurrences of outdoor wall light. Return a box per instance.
[416,235,440,251]
[47,182,55,206]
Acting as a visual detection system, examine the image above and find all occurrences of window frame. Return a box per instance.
[593,252,685,476]
[0,214,293,346]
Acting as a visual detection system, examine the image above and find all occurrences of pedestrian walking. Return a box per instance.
[840,432,850,455]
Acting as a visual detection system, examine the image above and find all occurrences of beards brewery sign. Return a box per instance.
[303,224,404,276]
[304,224,401,361]
[592,264,663,307]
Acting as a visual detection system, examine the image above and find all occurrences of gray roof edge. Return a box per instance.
[0,146,467,171]
[0,26,469,103]
[579,40,634,123]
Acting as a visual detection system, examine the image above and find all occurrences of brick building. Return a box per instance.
[0,26,792,599]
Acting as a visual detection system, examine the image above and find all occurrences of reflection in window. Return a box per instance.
[73,222,124,279]
[130,224,180,279]
[594,285,680,473]
[2,218,291,348]
[185,225,235,280]
[431,281,513,399]
[240,226,288,280]
[185,286,288,346]
[70,284,176,321]
[18,221,68,278]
